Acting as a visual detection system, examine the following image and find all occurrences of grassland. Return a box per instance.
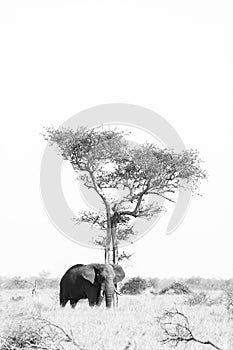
[0,288,232,350]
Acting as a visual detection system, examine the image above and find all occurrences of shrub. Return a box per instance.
[1,318,43,349]
[158,282,192,295]
[120,277,147,295]
[185,291,209,306]
[185,277,202,288]
[10,296,24,302]
[0,316,77,350]
[3,277,28,290]
[224,289,233,316]
[0,276,59,290]
[185,277,233,291]
[146,278,159,290]
[185,291,225,307]
[36,278,59,289]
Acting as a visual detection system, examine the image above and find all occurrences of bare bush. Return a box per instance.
[185,291,209,306]
[0,316,83,350]
[10,296,25,302]
[157,308,222,350]
[224,289,233,317]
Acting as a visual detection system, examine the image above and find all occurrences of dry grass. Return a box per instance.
[0,288,232,350]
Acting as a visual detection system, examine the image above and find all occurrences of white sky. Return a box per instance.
[0,1,233,279]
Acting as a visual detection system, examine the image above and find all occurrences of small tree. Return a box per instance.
[44,125,206,264]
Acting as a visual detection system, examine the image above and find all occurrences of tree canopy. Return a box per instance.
[43,125,206,263]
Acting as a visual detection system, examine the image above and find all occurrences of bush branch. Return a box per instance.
[157,308,222,350]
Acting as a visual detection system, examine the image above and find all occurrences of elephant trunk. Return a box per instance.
[105,292,113,308]
[105,283,115,308]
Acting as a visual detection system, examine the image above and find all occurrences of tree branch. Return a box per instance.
[147,192,176,203]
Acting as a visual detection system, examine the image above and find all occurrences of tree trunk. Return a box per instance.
[105,248,111,264]
[110,212,119,265]
[105,207,112,264]
[111,222,117,265]
[110,214,119,306]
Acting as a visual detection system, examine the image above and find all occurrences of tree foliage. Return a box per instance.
[43,125,206,263]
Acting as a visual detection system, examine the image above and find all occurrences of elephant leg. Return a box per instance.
[85,284,99,307]
[70,299,78,308]
[60,299,68,307]
[88,299,96,307]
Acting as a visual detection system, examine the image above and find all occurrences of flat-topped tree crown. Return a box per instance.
[43,126,206,264]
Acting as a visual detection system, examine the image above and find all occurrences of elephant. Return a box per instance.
[59,263,125,308]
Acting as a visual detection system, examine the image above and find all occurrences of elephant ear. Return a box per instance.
[111,264,125,283]
[81,265,96,284]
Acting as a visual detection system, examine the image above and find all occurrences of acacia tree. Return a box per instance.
[44,125,206,264]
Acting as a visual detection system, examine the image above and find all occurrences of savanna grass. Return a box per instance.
[0,288,232,350]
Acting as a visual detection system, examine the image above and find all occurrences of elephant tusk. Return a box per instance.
[100,290,105,297]
[114,289,121,296]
